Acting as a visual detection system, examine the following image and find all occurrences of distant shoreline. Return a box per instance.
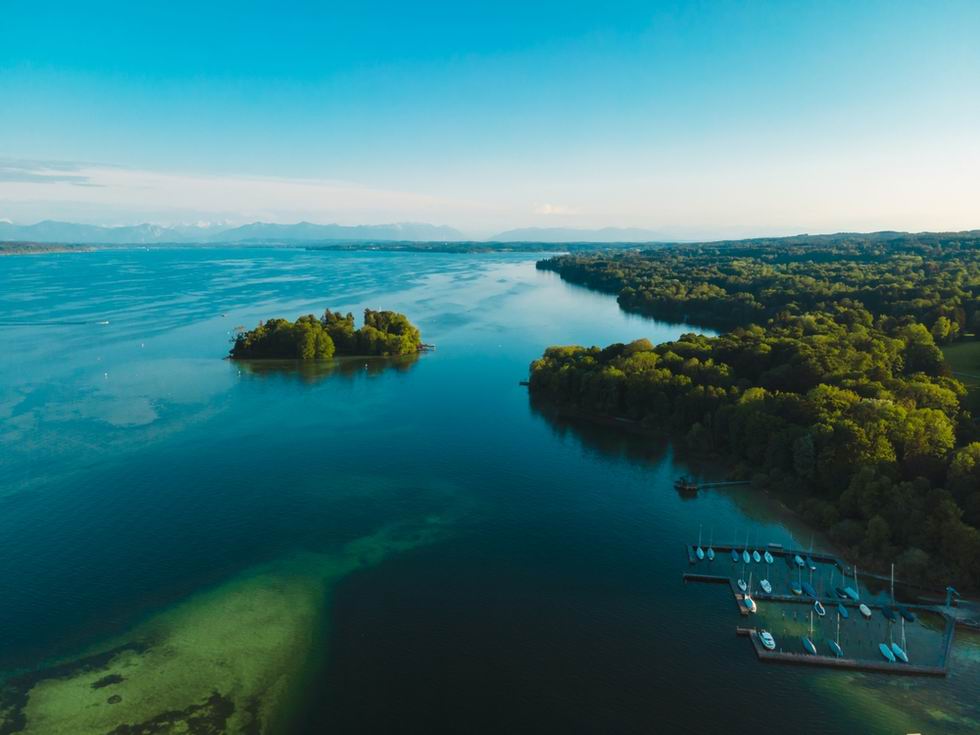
[0,242,97,255]
[0,240,610,256]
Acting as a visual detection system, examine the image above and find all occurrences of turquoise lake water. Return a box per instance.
[0,248,977,733]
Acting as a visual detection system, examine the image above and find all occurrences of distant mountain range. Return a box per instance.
[489,227,664,243]
[0,220,468,244]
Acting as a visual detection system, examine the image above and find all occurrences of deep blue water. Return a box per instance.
[0,248,976,733]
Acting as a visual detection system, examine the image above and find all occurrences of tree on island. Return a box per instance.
[231,308,422,359]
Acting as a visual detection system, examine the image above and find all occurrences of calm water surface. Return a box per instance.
[0,249,977,733]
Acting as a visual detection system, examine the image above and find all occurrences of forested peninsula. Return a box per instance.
[230,309,423,359]
[531,233,980,589]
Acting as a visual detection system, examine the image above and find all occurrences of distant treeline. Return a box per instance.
[531,234,980,589]
[537,232,980,339]
[230,309,423,359]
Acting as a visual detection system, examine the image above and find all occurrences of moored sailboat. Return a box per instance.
[760,630,776,650]
[827,611,844,658]
[802,610,817,655]
[743,572,757,613]
[891,617,909,663]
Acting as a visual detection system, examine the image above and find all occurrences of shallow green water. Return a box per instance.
[0,249,976,733]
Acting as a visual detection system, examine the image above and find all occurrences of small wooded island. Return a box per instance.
[230,309,423,359]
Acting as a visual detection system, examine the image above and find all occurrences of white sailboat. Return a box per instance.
[760,630,776,650]
[888,563,909,663]
[706,528,715,561]
[696,524,705,561]
[828,611,844,658]
[737,562,748,592]
[763,549,774,565]
[742,530,751,564]
[892,617,909,663]
[743,572,757,613]
[802,610,817,654]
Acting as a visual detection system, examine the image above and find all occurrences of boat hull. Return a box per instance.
[879,643,896,662]
[890,643,908,663]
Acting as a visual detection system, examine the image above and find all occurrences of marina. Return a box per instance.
[684,541,960,677]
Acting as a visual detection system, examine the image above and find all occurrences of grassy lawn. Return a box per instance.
[943,339,980,379]
[943,340,980,414]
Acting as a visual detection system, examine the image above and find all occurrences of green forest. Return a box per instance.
[531,233,980,588]
[230,308,423,360]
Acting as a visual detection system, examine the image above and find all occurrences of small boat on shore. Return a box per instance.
[674,476,698,493]
[814,600,826,617]
[760,630,776,650]
[859,603,872,619]
[879,643,896,662]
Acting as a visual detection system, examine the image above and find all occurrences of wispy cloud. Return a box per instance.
[0,159,98,186]
[533,203,577,215]
[0,158,481,226]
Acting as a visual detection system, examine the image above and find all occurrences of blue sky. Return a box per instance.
[2,0,979,237]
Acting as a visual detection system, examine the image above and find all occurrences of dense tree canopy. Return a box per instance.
[531,236,980,588]
[231,308,423,359]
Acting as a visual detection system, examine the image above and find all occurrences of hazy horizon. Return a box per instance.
[3,1,979,236]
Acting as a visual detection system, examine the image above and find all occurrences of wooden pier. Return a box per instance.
[686,542,958,676]
[736,627,949,677]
